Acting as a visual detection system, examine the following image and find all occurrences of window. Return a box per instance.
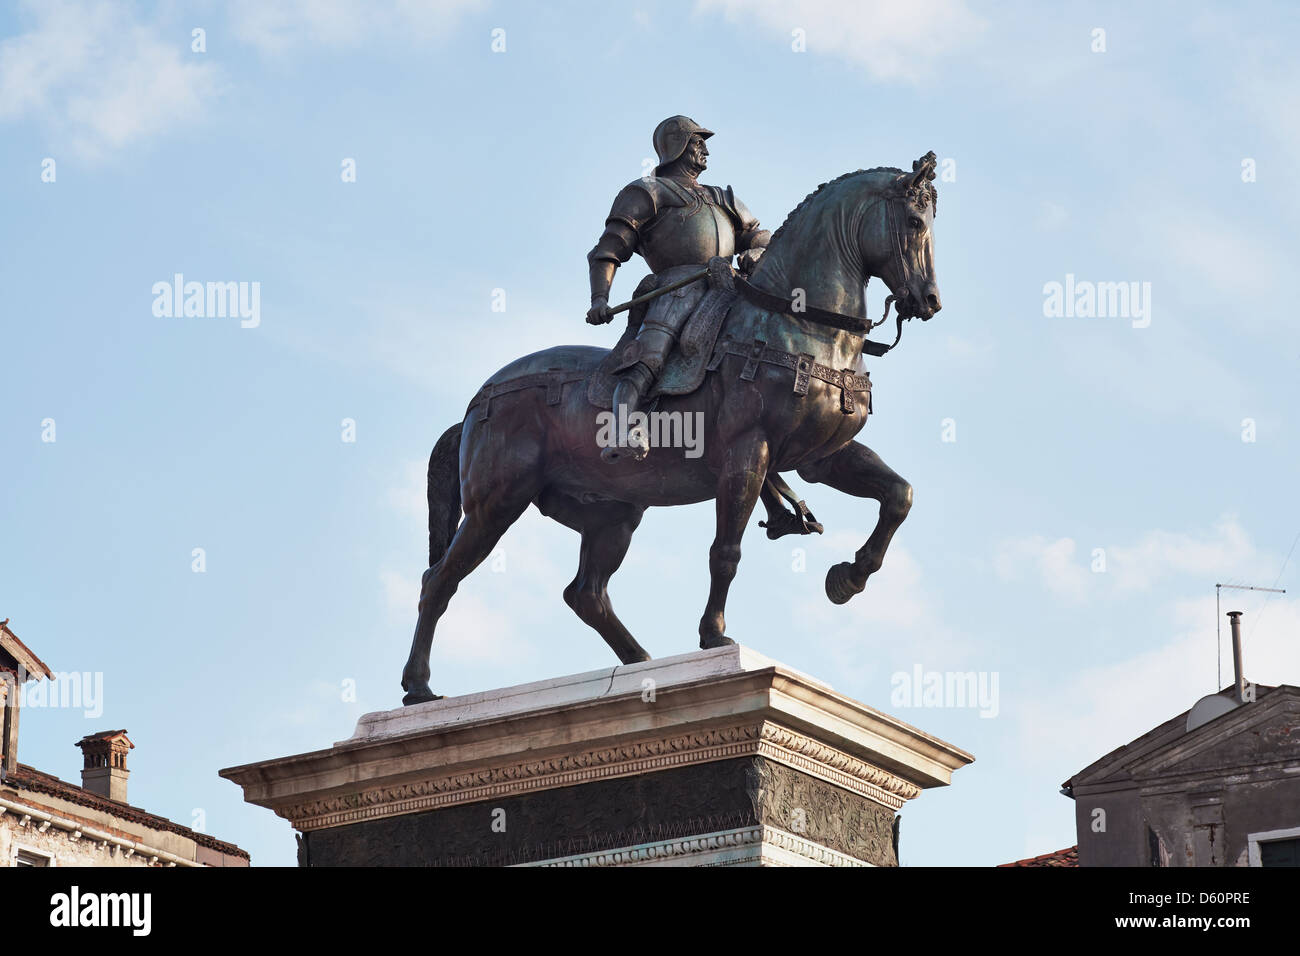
[14,849,52,867]
[1248,826,1300,867]
[1260,837,1299,867]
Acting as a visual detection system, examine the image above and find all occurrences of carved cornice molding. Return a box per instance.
[282,721,918,831]
[283,723,763,830]
[757,724,920,808]
[523,825,870,868]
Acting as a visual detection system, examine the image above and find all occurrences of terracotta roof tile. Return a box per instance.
[76,730,134,749]
[998,846,1078,867]
[77,730,131,743]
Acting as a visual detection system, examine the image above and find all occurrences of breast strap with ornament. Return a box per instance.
[705,336,872,414]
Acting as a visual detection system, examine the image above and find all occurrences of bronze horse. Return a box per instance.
[401,155,942,704]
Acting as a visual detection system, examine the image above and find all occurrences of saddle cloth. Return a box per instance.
[585,256,737,409]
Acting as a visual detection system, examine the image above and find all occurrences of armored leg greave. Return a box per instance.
[612,361,655,416]
[601,362,656,462]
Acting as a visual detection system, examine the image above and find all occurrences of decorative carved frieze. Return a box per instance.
[757,724,921,807]
[283,720,919,831]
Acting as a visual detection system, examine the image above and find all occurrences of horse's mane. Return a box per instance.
[767,165,936,250]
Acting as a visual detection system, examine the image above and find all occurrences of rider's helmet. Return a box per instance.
[653,116,713,175]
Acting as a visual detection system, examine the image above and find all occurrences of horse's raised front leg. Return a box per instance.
[699,434,769,649]
[797,441,912,605]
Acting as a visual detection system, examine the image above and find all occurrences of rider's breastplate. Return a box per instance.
[639,186,737,273]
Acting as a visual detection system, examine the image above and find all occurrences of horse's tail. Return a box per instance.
[427,422,463,567]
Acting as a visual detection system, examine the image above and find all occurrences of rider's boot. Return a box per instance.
[759,498,825,539]
[601,363,654,463]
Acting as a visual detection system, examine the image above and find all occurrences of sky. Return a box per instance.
[1,0,1298,867]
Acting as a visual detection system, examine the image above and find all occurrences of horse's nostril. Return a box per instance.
[926,293,941,312]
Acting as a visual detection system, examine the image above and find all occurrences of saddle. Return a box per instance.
[465,255,872,421]
[585,256,737,409]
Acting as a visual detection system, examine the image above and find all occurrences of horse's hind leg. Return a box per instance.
[699,434,769,649]
[797,440,912,605]
[537,490,649,664]
[401,490,532,705]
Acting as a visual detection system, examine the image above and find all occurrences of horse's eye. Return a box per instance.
[910,217,925,230]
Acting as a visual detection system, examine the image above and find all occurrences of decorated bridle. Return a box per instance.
[732,151,938,358]
[867,151,939,347]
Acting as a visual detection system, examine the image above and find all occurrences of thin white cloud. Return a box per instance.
[269,290,599,403]
[0,1,220,159]
[0,0,483,157]
[942,332,995,366]
[1186,8,1300,214]
[995,518,1266,605]
[802,538,981,688]
[1151,206,1292,321]
[696,0,986,84]
[1107,519,1260,593]
[994,535,1091,603]
[387,458,429,523]
[229,0,481,55]
[278,678,361,729]
[1018,594,1300,786]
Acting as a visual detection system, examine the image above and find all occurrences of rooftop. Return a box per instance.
[998,846,1078,868]
[76,729,134,748]
[1062,683,1295,793]
[4,763,248,860]
[0,619,53,681]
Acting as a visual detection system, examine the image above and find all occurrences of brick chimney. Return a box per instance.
[76,730,133,803]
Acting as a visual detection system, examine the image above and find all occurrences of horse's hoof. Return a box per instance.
[402,685,444,706]
[699,634,736,650]
[825,562,866,605]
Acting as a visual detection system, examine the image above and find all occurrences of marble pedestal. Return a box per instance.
[220,646,973,867]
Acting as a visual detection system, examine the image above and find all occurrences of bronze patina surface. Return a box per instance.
[401,120,942,705]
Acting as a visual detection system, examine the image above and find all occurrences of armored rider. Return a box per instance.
[585,115,771,461]
[584,116,823,539]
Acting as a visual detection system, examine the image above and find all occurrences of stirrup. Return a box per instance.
[601,422,650,463]
[759,501,824,539]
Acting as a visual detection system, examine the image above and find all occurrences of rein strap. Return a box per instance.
[733,275,903,358]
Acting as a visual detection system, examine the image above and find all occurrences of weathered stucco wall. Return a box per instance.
[1,813,155,866]
[1075,784,1147,867]
[1143,776,1300,867]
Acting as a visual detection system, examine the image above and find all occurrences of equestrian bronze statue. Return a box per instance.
[401,117,942,704]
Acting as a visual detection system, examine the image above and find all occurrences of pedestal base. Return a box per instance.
[220,646,973,867]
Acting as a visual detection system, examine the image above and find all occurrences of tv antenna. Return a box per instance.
[1215,583,1285,688]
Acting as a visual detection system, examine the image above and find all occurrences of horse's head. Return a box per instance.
[861,152,942,320]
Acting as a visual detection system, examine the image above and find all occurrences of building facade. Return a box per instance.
[0,619,248,867]
[1062,684,1300,867]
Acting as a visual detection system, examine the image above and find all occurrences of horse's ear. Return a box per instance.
[910,151,937,187]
